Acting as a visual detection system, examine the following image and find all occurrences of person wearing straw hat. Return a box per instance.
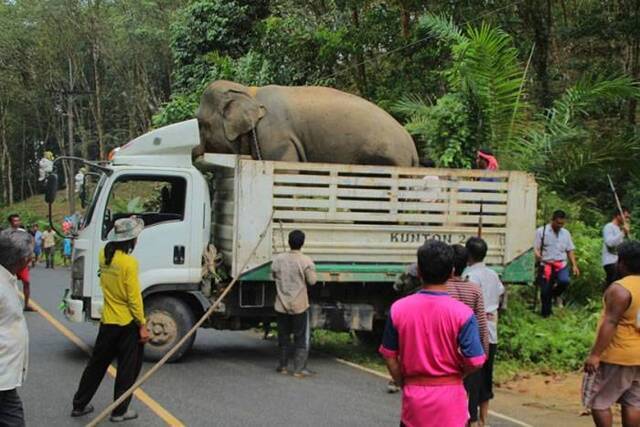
[70,216,149,423]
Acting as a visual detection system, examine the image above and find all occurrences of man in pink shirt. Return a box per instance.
[380,240,486,427]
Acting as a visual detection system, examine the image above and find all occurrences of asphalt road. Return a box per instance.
[20,266,527,426]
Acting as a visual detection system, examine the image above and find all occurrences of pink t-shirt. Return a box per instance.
[379,290,486,427]
[380,290,485,372]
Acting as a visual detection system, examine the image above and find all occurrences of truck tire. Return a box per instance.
[144,296,196,363]
[354,330,383,347]
[354,320,385,347]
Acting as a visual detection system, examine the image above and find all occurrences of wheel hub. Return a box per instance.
[147,310,178,347]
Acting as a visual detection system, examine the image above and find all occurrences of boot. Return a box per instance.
[293,349,313,378]
[276,347,288,374]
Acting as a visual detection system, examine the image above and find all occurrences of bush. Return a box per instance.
[499,287,600,371]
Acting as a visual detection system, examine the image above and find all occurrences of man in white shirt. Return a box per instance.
[0,230,34,426]
[464,237,504,427]
[602,207,631,287]
[534,210,580,317]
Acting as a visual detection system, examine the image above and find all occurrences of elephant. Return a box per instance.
[195,80,419,166]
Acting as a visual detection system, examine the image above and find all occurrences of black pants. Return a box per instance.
[480,343,497,403]
[540,266,570,317]
[0,389,25,427]
[604,264,617,288]
[464,370,483,421]
[73,322,144,416]
[44,247,54,268]
[277,311,309,351]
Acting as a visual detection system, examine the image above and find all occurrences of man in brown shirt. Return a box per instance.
[271,230,317,378]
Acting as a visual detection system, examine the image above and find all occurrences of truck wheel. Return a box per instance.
[354,330,383,347]
[144,296,196,363]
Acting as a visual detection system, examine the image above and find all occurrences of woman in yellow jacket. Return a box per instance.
[70,217,149,422]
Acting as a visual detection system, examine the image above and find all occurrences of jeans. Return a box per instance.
[603,264,617,288]
[540,265,570,317]
[0,389,25,427]
[72,322,144,416]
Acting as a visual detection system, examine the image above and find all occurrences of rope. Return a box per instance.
[250,119,263,161]
[87,211,275,426]
[278,220,287,253]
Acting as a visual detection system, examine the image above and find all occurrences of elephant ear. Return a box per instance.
[222,91,266,141]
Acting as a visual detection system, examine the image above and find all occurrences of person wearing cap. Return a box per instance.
[71,216,149,423]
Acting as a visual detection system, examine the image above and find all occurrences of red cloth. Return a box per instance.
[16,266,30,283]
[542,260,566,282]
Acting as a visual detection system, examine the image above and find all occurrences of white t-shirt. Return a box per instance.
[0,265,29,390]
[602,222,625,266]
[534,225,575,262]
[464,262,504,344]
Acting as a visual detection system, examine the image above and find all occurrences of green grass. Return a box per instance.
[1,190,71,228]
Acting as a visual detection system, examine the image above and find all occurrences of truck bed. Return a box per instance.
[196,154,537,283]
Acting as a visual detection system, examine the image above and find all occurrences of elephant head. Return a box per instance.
[196,80,266,155]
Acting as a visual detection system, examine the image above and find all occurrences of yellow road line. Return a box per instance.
[25,296,184,427]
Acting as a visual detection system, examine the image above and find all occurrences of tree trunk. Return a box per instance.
[67,57,76,215]
[20,119,26,201]
[625,0,640,125]
[91,3,105,160]
[351,7,368,95]
[400,8,410,38]
[0,105,14,206]
[520,0,553,109]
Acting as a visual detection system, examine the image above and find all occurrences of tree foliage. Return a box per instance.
[0,0,639,242]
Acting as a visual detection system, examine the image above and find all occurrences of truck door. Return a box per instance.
[92,172,192,317]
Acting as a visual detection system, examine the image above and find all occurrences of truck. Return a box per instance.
[57,119,537,362]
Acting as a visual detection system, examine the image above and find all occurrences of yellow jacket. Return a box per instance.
[99,249,146,326]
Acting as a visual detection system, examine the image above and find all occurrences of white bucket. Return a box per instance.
[65,299,85,323]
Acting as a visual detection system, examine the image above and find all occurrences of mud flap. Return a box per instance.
[309,303,374,331]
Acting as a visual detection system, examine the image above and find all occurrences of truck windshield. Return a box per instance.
[80,174,106,230]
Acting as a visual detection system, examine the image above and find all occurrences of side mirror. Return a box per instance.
[45,174,58,204]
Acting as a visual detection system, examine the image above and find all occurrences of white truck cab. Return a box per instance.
[68,120,212,360]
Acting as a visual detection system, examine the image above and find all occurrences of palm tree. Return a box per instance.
[393,14,531,166]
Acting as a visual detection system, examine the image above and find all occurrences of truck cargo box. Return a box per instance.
[196,154,537,284]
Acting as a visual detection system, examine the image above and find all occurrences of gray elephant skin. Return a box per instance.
[196,80,419,166]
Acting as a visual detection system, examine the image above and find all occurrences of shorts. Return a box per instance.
[583,362,640,410]
[34,246,42,256]
[480,343,497,402]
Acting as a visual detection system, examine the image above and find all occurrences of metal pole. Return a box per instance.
[607,174,632,239]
